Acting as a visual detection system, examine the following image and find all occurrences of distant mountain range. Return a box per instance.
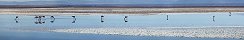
[1,1,244,8]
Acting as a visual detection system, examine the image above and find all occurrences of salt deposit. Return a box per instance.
[50,27,244,39]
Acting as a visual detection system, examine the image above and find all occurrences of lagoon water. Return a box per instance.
[0,12,244,40]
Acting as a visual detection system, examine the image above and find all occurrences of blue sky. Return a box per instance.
[0,0,244,5]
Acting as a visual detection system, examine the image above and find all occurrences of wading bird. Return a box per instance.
[124,16,128,22]
[101,16,104,22]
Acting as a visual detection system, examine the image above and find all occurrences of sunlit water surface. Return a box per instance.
[0,12,244,40]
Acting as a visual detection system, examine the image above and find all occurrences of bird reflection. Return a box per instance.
[50,20,55,23]
[101,15,104,22]
[15,21,19,23]
[72,20,76,23]
[229,12,232,16]
[124,16,128,22]
[213,16,215,22]
[15,19,19,23]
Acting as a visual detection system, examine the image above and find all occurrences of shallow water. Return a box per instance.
[0,12,244,40]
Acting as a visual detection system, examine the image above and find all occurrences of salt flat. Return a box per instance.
[50,27,244,39]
